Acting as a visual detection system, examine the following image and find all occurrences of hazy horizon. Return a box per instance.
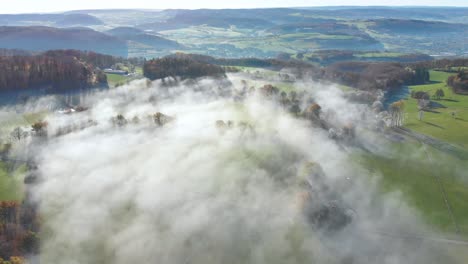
[2,0,467,14]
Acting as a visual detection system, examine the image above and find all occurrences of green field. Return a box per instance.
[360,70,468,236]
[106,73,128,87]
[0,161,26,201]
[356,138,468,236]
[404,71,468,148]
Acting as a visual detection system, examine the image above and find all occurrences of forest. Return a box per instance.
[144,56,226,81]
[43,50,145,70]
[447,71,468,94]
[0,200,39,263]
[0,53,107,91]
[324,62,430,90]
[164,53,430,90]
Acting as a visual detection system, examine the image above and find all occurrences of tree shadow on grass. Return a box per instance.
[422,121,444,129]
[423,109,441,114]
[429,101,447,109]
[442,99,459,102]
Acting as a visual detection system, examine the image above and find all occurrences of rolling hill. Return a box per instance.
[0,26,128,57]
[55,14,104,27]
[368,19,467,35]
[105,26,144,36]
[106,27,183,50]
[137,11,275,31]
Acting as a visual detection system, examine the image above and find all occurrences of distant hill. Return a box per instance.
[55,14,104,26]
[0,13,103,27]
[368,19,467,35]
[106,27,183,50]
[296,7,468,22]
[106,27,144,36]
[122,34,184,49]
[1,8,466,59]
[0,48,37,56]
[0,26,128,57]
[0,14,63,26]
[138,11,274,31]
[268,22,366,35]
[268,22,383,51]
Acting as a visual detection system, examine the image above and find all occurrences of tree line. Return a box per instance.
[0,201,39,262]
[447,71,468,94]
[0,54,107,91]
[144,56,226,81]
[324,62,429,90]
[43,49,145,70]
[163,53,432,90]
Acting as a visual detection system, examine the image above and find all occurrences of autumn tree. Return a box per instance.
[389,100,405,127]
[31,121,48,137]
[447,71,468,94]
[0,53,107,91]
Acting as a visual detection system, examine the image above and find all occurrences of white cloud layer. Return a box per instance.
[27,77,460,263]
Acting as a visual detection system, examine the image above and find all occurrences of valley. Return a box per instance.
[0,4,467,264]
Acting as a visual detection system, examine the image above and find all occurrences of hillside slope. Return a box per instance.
[0,26,128,57]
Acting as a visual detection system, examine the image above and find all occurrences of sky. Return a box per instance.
[2,0,467,14]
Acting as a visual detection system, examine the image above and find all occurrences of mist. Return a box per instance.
[17,75,460,263]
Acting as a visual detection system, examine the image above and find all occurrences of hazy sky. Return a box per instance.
[3,0,467,13]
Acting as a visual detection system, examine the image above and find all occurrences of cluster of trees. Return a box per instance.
[167,53,431,90]
[407,58,468,71]
[256,84,324,123]
[144,57,226,81]
[0,201,39,261]
[295,50,433,66]
[166,53,318,73]
[0,54,107,91]
[9,121,49,142]
[411,90,430,100]
[43,50,145,70]
[110,112,174,127]
[447,71,468,94]
[324,62,429,90]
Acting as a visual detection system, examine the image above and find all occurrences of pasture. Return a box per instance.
[404,71,468,148]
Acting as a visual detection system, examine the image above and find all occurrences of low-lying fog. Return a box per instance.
[6,75,462,263]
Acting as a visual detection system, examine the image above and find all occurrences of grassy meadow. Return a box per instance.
[356,139,468,236]
[404,70,468,148]
[0,161,26,201]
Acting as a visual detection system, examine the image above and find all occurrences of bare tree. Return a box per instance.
[10,127,27,141]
